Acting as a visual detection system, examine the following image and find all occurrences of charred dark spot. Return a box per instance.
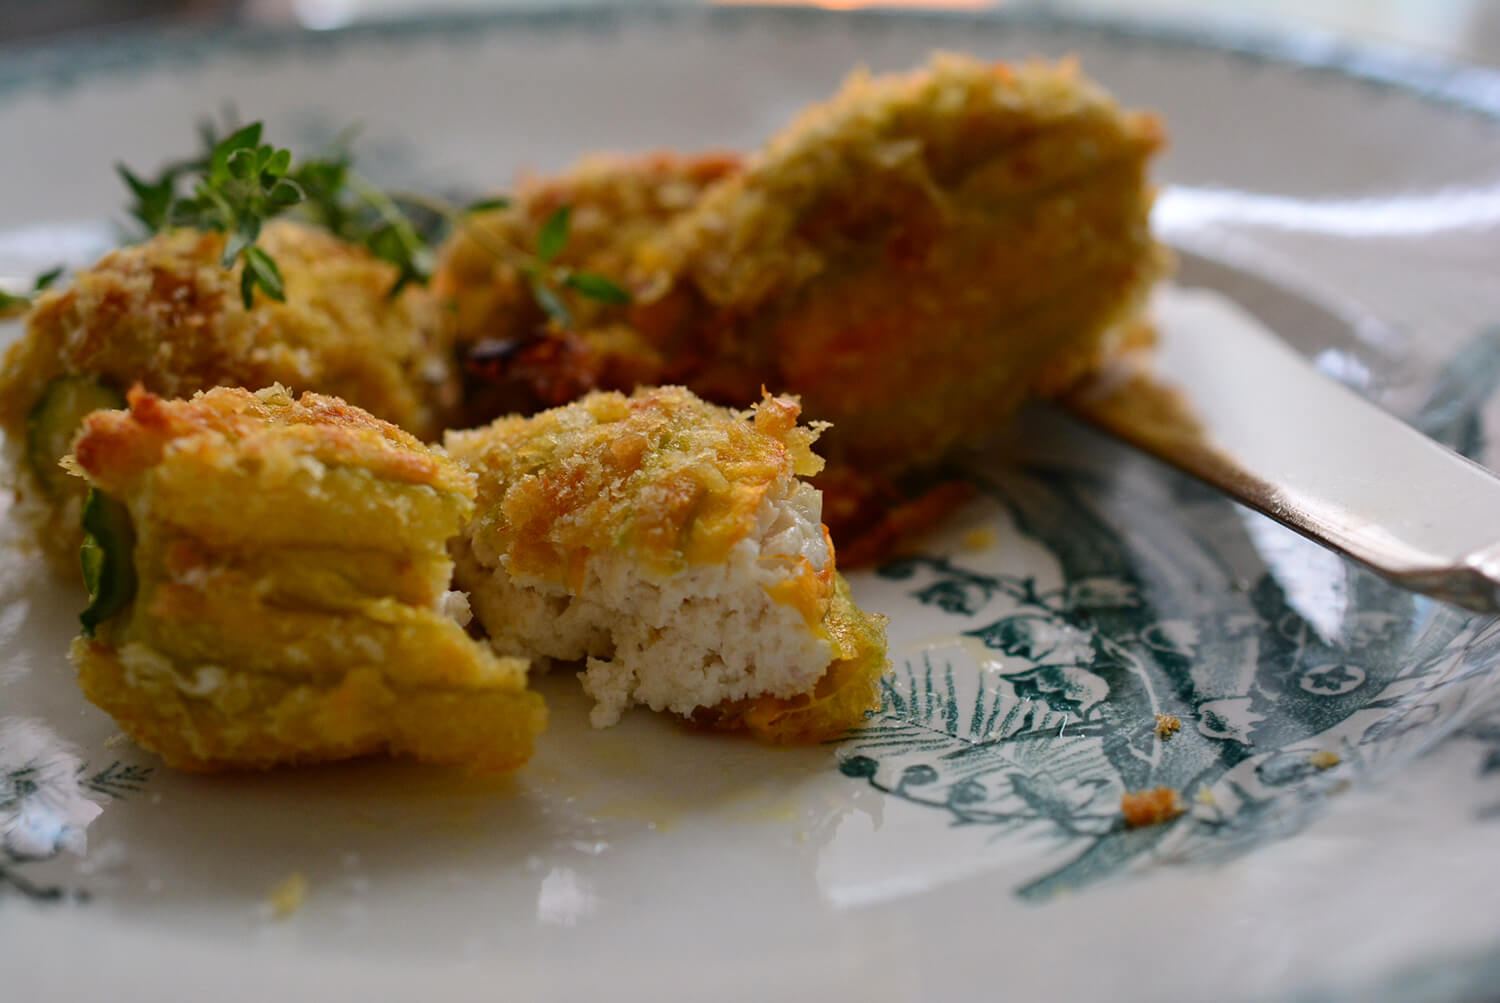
[464,337,526,369]
[461,329,604,422]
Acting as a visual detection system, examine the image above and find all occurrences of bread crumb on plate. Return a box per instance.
[1121,786,1184,828]
[1154,713,1182,740]
[265,871,308,919]
[1308,750,1341,770]
[961,527,997,552]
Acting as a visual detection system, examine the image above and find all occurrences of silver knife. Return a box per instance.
[1064,279,1500,615]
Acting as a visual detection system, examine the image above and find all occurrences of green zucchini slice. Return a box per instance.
[79,489,136,638]
[26,376,125,496]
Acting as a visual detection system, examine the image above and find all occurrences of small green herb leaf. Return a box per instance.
[210,122,262,180]
[0,265,70,317]
[117,163,180,233]
[268,177,304,207]
[265,148,292,177]
[463,196,510,213]
[529,275,572,328]
[564,271,631,305]
[536,205,571,264]
[240,245,286,308]
[226,146,257,180]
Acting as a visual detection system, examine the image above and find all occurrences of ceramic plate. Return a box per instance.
[4,9,1500,1001]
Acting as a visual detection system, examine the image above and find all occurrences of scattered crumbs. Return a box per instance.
[1153,713,1181,740]
[961,527,996,552]
[1308,750,1341,770]
[266,872,308,919]
[1195,787,1217,806]
[1121,787,1184,828]
[104,732,130,749]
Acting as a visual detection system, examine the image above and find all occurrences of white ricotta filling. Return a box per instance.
[460,478,834,727]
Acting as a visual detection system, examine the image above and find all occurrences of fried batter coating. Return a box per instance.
[436,54,1167,476]
[67,385,543,772]
[640,54,1168,466]
[437,152,740,355]
[435,152,740,420]
[446,386,888,741]
[0,220,459,566]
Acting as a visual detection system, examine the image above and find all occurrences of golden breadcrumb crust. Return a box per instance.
[3,220,457,437]
[436,151,740,362]
[448,386,886,741]
[436,54,1169,480]
[635,52,1170,468]
[74,384,471,523]
[68,385,543,772]
[1,221,459,565]
[449,385,823,580]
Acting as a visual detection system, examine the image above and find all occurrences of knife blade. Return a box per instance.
[1064,284,1500,614]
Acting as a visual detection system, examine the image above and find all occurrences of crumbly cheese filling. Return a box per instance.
[460,477,835,727]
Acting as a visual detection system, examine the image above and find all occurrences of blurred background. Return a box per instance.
[2,0,1499,66]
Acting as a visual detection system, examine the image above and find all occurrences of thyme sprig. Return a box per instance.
[121,122,304,307]
[527,205,632,329]
[392,196,629,329]
[117,120,631,320]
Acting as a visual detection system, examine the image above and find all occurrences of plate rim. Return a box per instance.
[1,3,1498,121]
